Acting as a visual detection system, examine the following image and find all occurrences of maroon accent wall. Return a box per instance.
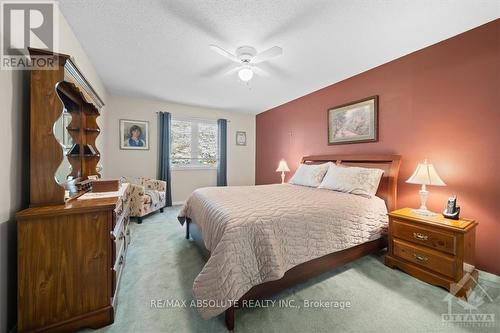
[256,20,500,275]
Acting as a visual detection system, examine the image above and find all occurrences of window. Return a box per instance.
[171,118,218,168]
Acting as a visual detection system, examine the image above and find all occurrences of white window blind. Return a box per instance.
[171,118,218,168]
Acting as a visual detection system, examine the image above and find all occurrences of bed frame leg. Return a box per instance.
[225,306,235,331]
[186,221,190,239]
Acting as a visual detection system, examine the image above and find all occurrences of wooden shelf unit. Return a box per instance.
[17,49,129,333]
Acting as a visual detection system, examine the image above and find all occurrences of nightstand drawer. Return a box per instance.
[392,219,456,254]
[393,239,456,278]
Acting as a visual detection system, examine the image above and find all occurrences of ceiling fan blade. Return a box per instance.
[199,63,234,78]
[252,46,283,63]
[209,44,240,63]
[258,62,291,79]
[252,66,270,77]
[223,66,241,76]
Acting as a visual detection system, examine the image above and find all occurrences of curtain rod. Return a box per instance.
[156,112,231,122]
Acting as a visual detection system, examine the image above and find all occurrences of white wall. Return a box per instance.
[0,10,107,332]
[103,95,256,203]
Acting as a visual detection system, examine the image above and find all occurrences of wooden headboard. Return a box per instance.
[301,154,401,211]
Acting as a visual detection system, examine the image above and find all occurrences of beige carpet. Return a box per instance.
[91,206,500,333]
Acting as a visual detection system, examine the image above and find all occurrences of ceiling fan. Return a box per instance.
[209,44,283,82]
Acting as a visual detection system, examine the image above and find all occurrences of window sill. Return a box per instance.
[171,166,217,171]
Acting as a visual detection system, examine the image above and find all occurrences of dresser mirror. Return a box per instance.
[54,86,82,193]
[53,111,76,184]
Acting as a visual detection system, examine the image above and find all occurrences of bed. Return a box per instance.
[178,154,401,330]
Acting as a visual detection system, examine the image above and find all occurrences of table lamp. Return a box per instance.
[276,160,290,184]
[406,159,446,216]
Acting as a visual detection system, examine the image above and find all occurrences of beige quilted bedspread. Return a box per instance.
[178,184,388,319]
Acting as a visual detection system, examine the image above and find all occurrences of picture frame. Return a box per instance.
[120,119,149,150]
[327,96,378,145]
[236,131,247,146]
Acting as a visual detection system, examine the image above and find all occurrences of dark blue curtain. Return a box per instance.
[158,112,172,206]
[217,119,227,186]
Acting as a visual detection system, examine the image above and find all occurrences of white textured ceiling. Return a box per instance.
[59,0,499,114]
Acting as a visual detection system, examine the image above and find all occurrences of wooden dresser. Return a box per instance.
[17,186,131,332]
[17,49,131,332]
[385,208,478,298]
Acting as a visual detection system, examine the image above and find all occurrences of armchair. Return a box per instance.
[122,177,167,223]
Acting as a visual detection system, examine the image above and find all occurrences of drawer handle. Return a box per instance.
[110,231,116,240]
[413,232,428,241]
[413,253,428,262]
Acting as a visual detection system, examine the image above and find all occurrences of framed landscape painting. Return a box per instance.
[328,96,378,145]
[120,119,149,150]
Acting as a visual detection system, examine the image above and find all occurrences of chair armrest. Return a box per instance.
[128,183,146,217]
[143,179,166,192]
[122,176,140,185]
[128,183,145,196]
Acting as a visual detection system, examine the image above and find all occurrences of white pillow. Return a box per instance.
[319,164,384,198]
[288,162,331,187]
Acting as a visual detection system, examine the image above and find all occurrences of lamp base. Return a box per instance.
[411,208,437,217]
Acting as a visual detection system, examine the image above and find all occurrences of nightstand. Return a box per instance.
[385,208,478,298]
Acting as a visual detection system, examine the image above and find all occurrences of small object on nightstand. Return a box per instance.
[385,208,478,299]
[276,160,290,184]
[443,195,460,220]
[406,159,446,216]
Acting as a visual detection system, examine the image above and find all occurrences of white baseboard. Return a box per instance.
[172,201,185,206]
[479,269,500,283]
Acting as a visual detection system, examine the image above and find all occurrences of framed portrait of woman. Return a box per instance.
[120,119,149,150]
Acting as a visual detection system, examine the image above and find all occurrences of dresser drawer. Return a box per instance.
[393,239,456,278]
[112,200,130,239]
[124,219,131,247]
[113,229,125,266]
[114,198,124,217]
[112,248,125,300]
[391,219,456,254]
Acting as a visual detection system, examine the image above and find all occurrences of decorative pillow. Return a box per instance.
[319,164,384,198]
[289,162,331,187]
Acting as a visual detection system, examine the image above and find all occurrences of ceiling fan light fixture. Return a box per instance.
[238,67,253,82]
[210,44,281,82]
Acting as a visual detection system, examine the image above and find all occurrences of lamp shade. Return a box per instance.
[406,160,446,186]
[276,160,290,172]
